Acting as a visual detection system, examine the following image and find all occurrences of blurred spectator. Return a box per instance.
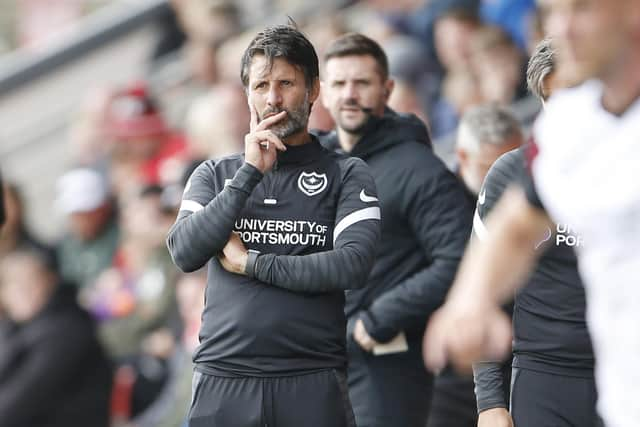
[433,7,483,73]
[0,248,112,427]
[184,37,220,86]
[379,0,479,68]
[130,271,206,427]
[429,8,485,139]
[84,186,179,360]
[387,78,430,127]
[470,26,528,105]
[172,0,241,45]
[149,4,187,64]
[104,82,188,195]
[424,105,524,427]
[455,104,524,195]
[0,182,56,264]
[184,82,249,161]
[55,168,118,290]
[526,5,545,54]
[68,86,114,167]
[431,68,484,139]
[168,0,243,90]
[382,34,432,126]
[479,0,536,52]
[214,30,257,84]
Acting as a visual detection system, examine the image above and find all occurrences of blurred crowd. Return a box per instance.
[0,0,543,426]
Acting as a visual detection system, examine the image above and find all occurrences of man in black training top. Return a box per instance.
[472,38,599,427]
[318,33,472,427]
[166,25,381,427]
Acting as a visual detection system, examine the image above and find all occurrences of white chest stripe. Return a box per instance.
[473,209,488,242]
[179,200,204,213]
[333,207,381,245]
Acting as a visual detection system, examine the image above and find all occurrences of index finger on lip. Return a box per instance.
[256,110,287,131]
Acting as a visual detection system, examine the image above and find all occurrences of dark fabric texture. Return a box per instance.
[510,367,602,427]
[0,286,113,427]
[317,109,472,344]
[473,147,594,413]
[346,331,433,427]
[426,368,478,427]
[188,369,355,427]
[167,137,380,376]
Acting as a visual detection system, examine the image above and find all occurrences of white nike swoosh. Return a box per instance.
[478,189,486,205]
[360,189,379,203]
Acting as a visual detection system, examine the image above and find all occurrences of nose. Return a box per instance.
[342,81,358,101]
[266,85,283,107]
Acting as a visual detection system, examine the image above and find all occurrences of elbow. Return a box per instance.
[345,251,375,290]
[172,255,201,273]
[166,234,202,273]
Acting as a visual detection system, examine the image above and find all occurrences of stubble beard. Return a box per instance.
[263,92,310,140]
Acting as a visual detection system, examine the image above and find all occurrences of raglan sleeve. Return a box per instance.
[166,161,263,272]
[249,157,381,292]
[471,151,518,413]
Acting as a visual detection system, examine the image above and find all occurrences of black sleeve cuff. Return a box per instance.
[473,361,509,413]
[245,249,261,278]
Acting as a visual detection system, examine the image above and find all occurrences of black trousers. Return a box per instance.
[426,370,478,427]
[187,369,356,427]
[347,339,433,427]
[510,367,603,427]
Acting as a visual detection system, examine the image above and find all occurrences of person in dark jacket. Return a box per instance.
[318,33,473,427]
[0,248,112,427]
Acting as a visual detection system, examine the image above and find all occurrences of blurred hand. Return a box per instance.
[244,105,287,173]
[353,318,379,352]
[219,233,248,275]
[423,299,512,374]
[478,408,514,427]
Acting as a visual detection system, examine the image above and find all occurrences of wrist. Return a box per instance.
[245,159,264,174]
[244,249,260,277]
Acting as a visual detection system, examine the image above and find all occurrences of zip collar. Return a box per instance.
[277,135,325,166]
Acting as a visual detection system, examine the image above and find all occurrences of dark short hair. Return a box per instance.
[240,25,319,89]
[436,7,481,27]
[324,33,389,80]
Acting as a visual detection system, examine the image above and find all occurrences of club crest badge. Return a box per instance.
[298,171,328,197]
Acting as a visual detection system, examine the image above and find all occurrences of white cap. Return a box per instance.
[56,168,109,214]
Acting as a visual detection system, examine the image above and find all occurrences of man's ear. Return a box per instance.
[309,78,321,104]
[384,79,395,101]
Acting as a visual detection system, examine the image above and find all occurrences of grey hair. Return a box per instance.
[456,104,522,153]
[526,38,556,101]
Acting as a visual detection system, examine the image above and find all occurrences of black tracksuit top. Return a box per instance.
[473,147,595,412]
[317,109,473,343]
[166,137,381,376]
